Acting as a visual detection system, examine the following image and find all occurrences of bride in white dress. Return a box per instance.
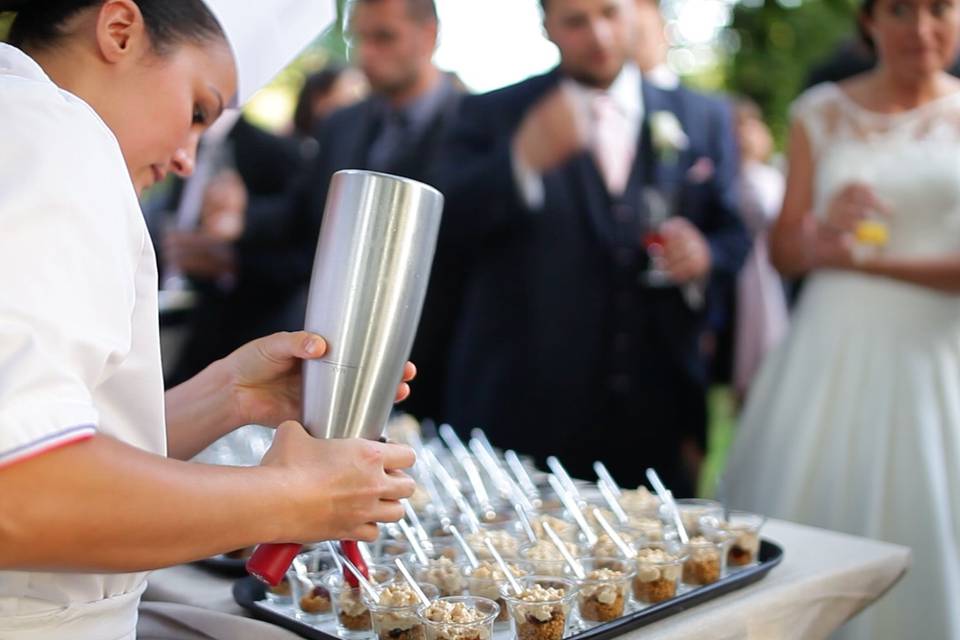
[723,0,960,638]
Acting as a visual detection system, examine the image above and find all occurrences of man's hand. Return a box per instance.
[513,86,589,175]
[659,217,712,283]
[164,230,237,280]
[201,170,247,241]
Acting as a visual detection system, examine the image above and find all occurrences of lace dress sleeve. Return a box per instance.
[788,83,840,161]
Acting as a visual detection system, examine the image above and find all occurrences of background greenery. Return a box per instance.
[725,0,860,145]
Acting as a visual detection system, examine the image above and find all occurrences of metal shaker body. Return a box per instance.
[302,170,443,440]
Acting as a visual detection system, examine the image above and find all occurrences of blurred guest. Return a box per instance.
[292,64,369,154]
[240,0,463,422]
[724,0,960,636]
[435,0,749,494]
[632,0,744,418]
[731,97,787,403]
[631,0,676,89]
[160,115,307,385]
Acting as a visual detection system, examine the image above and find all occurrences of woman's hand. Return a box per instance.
[823,182,888,233]
[260,421,417,541]
[797,183,889,272]
[222,331,416,428]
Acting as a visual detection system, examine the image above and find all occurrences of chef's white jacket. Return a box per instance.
[0,43,167,640]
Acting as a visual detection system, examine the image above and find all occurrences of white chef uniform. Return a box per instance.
[0,1,334,638]
[0,41,165,640]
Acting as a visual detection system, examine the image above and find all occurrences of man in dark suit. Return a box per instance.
[238,0,462,421]
[435,0,750,495]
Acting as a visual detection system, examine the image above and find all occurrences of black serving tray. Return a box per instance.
[233,540,783,640]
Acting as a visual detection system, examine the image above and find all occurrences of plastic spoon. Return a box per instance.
[542,522,586,579]
[547,474,598,547]
[591,508,636,559]
[546,456,585,506]
[483,537,523,595]
[422,448,482,532]
[394,558,433,608]
[327,541,380,602]
[398,519,431,565]
[645,468,689,544]
[596,480,630,525]
[514,504,538,544]
[447,524,481,569]
[504,450,542,507]
[440,425,497,521]
[593,461,623,496]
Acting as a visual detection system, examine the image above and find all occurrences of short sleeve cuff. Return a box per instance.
[0,423,96,469]
[1,401,99,469]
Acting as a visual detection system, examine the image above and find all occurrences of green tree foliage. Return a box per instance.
[1,12,14,41]
[726,0,860,144]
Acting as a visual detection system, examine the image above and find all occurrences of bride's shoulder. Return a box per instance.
[790,82,845,118]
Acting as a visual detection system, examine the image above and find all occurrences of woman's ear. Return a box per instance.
[94,0,148,63]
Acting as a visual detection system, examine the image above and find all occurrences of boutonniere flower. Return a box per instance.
[650,111,689,164]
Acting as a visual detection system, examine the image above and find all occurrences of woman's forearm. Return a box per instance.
[164,359,240,461]
[859,254,960,293]
[0,434,285,572]
[769,217,815,278]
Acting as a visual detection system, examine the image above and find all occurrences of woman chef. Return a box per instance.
[0,1,416,637]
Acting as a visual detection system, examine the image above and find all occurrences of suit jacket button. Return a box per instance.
[612,205,633,223]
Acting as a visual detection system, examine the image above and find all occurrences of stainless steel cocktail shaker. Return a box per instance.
[247,170,444,585]
[301,170,444,439]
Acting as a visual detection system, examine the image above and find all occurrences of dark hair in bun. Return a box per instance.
[1,0,224,54]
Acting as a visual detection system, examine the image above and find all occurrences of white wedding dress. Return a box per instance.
[723,82,960,640]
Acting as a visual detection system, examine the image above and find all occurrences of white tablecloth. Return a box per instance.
[139,519,910,640]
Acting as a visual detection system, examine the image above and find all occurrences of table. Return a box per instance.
[138,519,910,640]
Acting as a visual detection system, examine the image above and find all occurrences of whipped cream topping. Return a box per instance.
[522,540,578,561]
[619,487,660,513]
[338,589,369,617]
[592,532,634,558]
[467,530,519,558]
[580,569,626,603]
[422,600,492,639]
[377,584,421,608]
[511,585,567,622]
[471,561,526,581]
[532,515,576,540]
[420,557,465,594]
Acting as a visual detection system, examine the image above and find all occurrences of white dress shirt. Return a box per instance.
[0,43,165,640]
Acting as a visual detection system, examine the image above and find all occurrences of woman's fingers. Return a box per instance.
[380,442,417,470]
[380,473,417,501]
[371,500,406,523]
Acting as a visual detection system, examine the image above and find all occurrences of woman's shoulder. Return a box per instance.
[0,63,142,250]
[790,82,844,122]
[1,73,117,161]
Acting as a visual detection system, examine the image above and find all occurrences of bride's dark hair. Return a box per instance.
[0,0,224,54]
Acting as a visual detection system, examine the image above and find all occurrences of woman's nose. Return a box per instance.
[170,147,196,178]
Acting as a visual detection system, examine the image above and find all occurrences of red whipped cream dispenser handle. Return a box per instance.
[246,543,303,586]
[340,540,368,587]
